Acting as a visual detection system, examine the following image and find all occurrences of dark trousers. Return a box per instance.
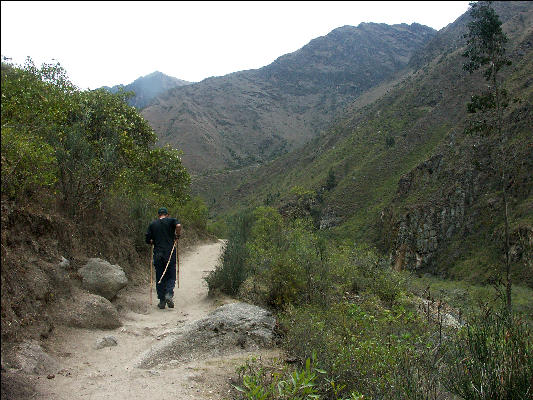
[153,248,176,301]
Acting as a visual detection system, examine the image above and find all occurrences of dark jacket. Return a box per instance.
[145,217,180,254]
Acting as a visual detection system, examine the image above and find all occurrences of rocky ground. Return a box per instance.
[1,241,281,400]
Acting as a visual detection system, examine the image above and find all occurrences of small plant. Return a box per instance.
[234,356,323,400]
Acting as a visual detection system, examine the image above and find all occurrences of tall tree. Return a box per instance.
[462,1,513,314]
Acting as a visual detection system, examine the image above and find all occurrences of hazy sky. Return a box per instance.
[1,1,470,89]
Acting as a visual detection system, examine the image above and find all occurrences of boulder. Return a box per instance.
[3,340,58,375]
[137,302,276,369]
[59,256,70,269]
[52,289,122,329]
[78,258,127,300]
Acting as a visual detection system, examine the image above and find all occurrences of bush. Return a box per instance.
[234,355,367,400]
[235,356,321,400]
[280,300,431,399]
[178,196,208,231]
[442,309,533,400]
[1,127,57,199]
[205,210,254,295]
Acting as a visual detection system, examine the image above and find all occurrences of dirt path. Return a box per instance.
[32,240,279,400]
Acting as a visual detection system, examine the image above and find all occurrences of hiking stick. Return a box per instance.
[176,239,180,288]
[150,244,154,305]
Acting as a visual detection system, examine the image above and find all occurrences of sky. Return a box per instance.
[1,1,471,90]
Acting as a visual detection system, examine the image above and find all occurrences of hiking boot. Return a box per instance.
[158,300,166,309]
[165,293,174,308]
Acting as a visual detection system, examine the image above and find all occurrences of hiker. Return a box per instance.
[145,207,182,309]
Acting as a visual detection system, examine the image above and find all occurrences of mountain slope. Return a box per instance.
[142,23,435,173]
[104,71,191,109]
[195,1,533,285]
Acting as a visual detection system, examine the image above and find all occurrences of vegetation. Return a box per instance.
[210,205,532,399]
[442,310,532,400]
[462,0,514,314]
[1,57,207,246]
[207,6,533,393]
[207,207,533,399]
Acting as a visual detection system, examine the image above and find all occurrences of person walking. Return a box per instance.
[145,207,182,309]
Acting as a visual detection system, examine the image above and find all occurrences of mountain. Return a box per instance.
[193,1,533,286]
[141,23,436,173]
[103,71,191,109]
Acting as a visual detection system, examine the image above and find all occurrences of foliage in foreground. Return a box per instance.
[442,310,532,400]
[234,355,364,400]
[208,208,531,399]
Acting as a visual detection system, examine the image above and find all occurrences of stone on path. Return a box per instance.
[52,289,122,329]
[95,336,118,350]
[78,258,128,300]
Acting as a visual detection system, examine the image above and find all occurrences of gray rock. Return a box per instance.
[137,302,276,369]
[59,256,70,269]
[4,340,58,375]
[51,289,122,329]
[95,336,118,349]
[78,258,127,300]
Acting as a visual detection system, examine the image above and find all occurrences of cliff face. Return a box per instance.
[384,150,476,274]
[383,100,533,286]
[142,23,435,173]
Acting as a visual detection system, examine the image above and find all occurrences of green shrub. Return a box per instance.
[234,355,366,400]
[205,210,254,295]
[329,243,408,305]
[178,196,208,231]
[1,127,57,199]
[281,299,431,399]
[442,309,533,400]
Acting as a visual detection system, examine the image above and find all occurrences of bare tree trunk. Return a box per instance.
[502,171,512,315]
[495,68,512,315]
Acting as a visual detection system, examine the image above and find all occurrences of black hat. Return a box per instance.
[158,207,168,215]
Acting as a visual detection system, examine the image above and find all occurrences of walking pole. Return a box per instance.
[176,239,180,289]
[150,244,154,305]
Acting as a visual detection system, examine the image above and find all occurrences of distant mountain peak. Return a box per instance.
[104,71,191,109]
[142,22,437,173]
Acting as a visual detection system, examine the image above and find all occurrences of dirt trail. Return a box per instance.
[32,240,278,400]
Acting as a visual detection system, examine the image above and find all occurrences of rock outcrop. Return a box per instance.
[137,302,276,369]
[385,153,475,273]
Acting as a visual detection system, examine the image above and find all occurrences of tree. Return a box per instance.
[1,58,193,224]
[462,1,513,314]
[1,57,77,200]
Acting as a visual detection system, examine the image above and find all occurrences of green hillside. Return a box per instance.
[203,4,532,398]
[142,23,435,173]
[196,1,533,286]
